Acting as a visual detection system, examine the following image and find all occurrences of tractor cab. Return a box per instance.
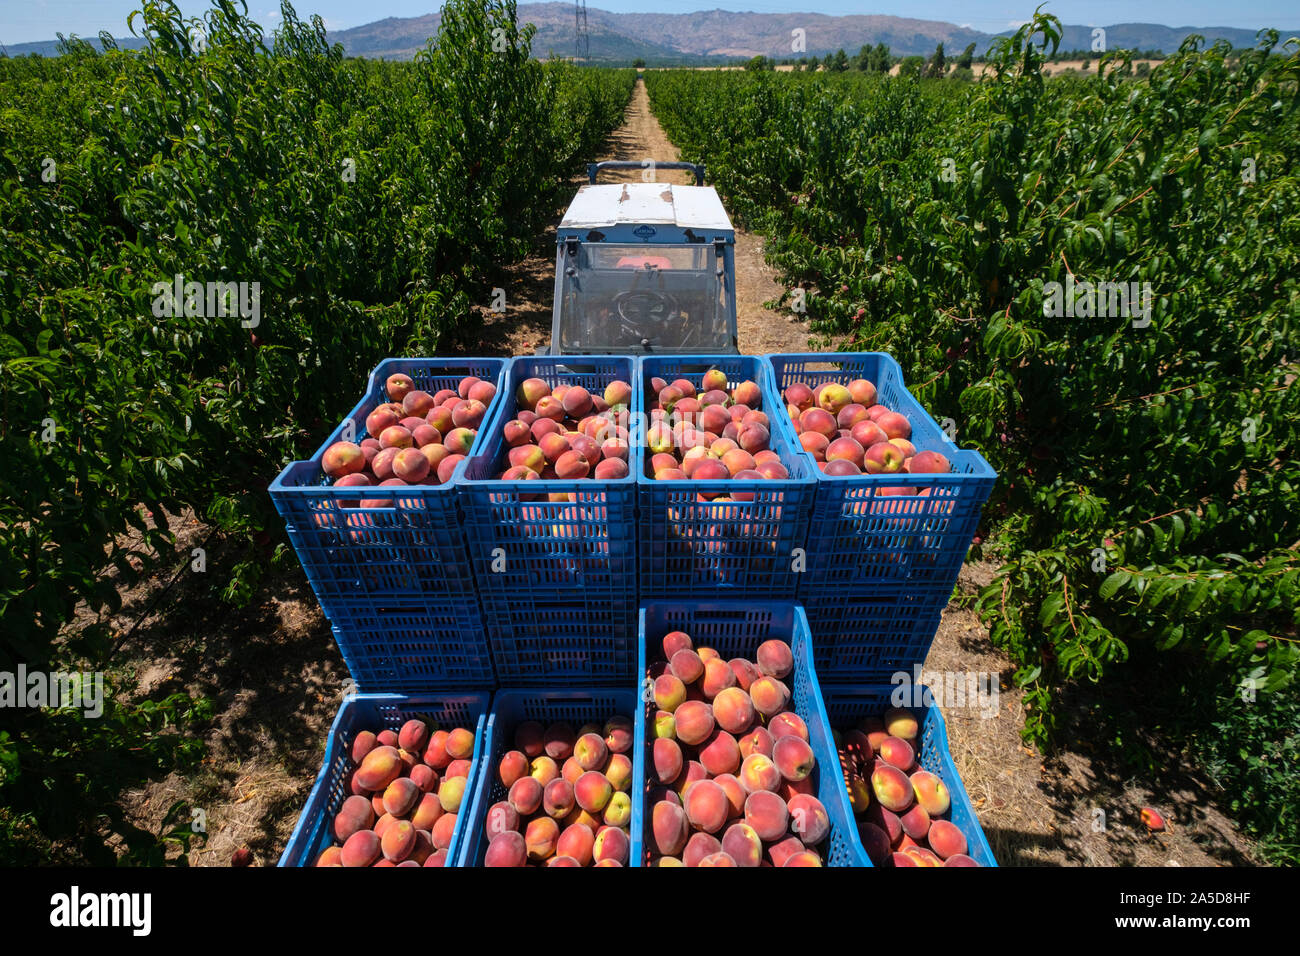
[542,161,739,355]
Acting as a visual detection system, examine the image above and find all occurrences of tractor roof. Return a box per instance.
[560,182,734,235]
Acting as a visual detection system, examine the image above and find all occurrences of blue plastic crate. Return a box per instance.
[459,687,642,866]
[764,352,996,597]
[279,691,491,867]
[797,586,950,685]
[632,600,866,866]
[818,683,998,867]
[269,358,506,655]
[636,356,816,600]
[458,356,640,684]
[323,601,494,693]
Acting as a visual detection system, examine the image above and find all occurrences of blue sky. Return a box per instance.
[2,1,1296,45]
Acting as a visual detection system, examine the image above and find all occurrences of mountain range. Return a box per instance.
[2,4,1281,62]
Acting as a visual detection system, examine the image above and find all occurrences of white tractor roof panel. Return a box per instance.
[561,183,734,234]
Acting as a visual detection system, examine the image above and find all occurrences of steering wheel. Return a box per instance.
[614,290,680,333]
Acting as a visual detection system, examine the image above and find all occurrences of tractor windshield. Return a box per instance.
[555,243,733,353]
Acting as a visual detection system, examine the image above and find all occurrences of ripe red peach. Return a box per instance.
[654,710,676,740]
[574,733,608,771]
[739,753,781,794]
[555,823,595,866]
[484,829,527,867]
[386,373,415,401]
[749,676,791,718]
[788,793,830,845]
[871,763,915,813]
[517,377,550,410]
[766,835,807,868]
[783,851,822,866]
[653,738,684,784]
[879,735,915,771]
[756,640,794,679]
[370,446,400,482]
[683,831,723,867]
[769,712,808,742]
[943,853,979,867]
[540,722,575,761]
[498,750,529,788]
[738,725,775,759]
[594,458,627,479]
[674,700,716,746]
[864,441,906,474]
[350,731,378,765]
[332,795,375,842]
[673,760,707,797]
[875,410,911,440]
[899,802,931,841]
[381,820,417,862]
[698,730,741,777]
[605,753,632,793]
[366,407,401,439]
[382,777,422,817]
[561,386,593,418]
[508,776,543,816]
[529,755,559,785]
[907,450,952,474]
[911,770,951,816]
[684,779,730,834]
[603,790,631,828]
[772,735,815,782]
[603,716,633,755]
[593,824,629,865]
[670,648,704,684]
[718,822,763,867]
[543,778,575,820]
[652,800,690,856]
[355,746,403,791]
[731,380,761,407]
[712,686,756,735]
[744,789,789,842]
[817,382,852,415]
[850,419,889,449]
[726,658,762,693]
[524,816,559,861]
[890,437,917,457]
[574,771,613,813]
[340,829,382,867]
[322,441,365,478]
[662,631,694,658]
[799,431,830,461]
[410,791,445,831]
[701,658,737,699]
[513,721,545,758]
[714,773,748,820]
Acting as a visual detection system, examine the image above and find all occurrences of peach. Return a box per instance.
[800,407,839,441]
[653,738,684,784]
[698,730,741,777]
[673,761,707,797]
[843,378,874,406]
[817,382,852,415]
[593,824,629,865]
[529,755,559,785]
[386,373,415,401]
[871,764,914,813]
[355,746,403,791]
[389,446,428,483]
[876,410,912,440]
[705,775,745,822]
[652,801,690,857]
[739,753,782,794]
[850,420,889,449]
[701,658,737,699]
[340,829,382,867]
[910,770,951,816]
[670,648,704,684]
[574,733,608,771]
[551,823,593,866]
[508,444,545,474]
[370,446,400,482]
[700,368,727,393]
[925,819,967,860]
[379,424,414,451]
[333,795,375,842]
[763,835,804,868]
[538,431,570,463]
[426,405,454,433]
[407,763,438,794]
[562,756,584,785]
[682,831,723,868]
[382,777,421,817]
[735,421,770,454]
[772,736,815,782]
[322,441,365,479]
[693,458,729,483]
[682,779,728,834]
[437,775,467,813]
[410,790,445,830]
[350,730,378,765]
[514,721,545,757]
[783,851,822,866]
[366,407,401,439]
[943,853,980,867]
[468,380,497,404]
[749,676,791,718]
[498,750,529,788]
[436,454,464,484]
[443,427,476,456]
[605,753,632,792]
[863,441,905,474]
[508,776,543,816]
[879,736,915,772]
[899,802,931,841]
[381,820,417,862]
[396,719,429,755]
[574,771,613,813]
[484,830,527,867]
[868,803,904,846]
[744,789,789,842]
[517,377,551,410]
[594,458,627,479]
[604,380,632,407]
[826,435,866,468]
[503,419,531,447]
[445,758,472,779]
[799,431,830,461]
[654,710,676,740]
[738,725,775,760]
[603,790,632,828]
[884,707,919,741]
[525,816,559,861]
[662,631,694,658]
[431,811,459,850]
[755,639,794,679]
[554,449,589,479]
[907,450,951,474]
[787,793,830,846]
[441,727,473,760]
[531,417,563,442]
[674,700,715,746]
[712,686,756,735]
[698,404,731,435]
[314,845,343,867]
[654,674,687,713]
[604,715,633,755]
[730,380,760,407]
[542,778,575,820]
[890,437,917,457]
[542,722,575,761]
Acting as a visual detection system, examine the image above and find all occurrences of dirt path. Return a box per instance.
[102,78,1257,868]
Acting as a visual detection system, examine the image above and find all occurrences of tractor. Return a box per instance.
[538,161,739,355]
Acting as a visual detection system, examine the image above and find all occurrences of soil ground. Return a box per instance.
[104,79,1257,867]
